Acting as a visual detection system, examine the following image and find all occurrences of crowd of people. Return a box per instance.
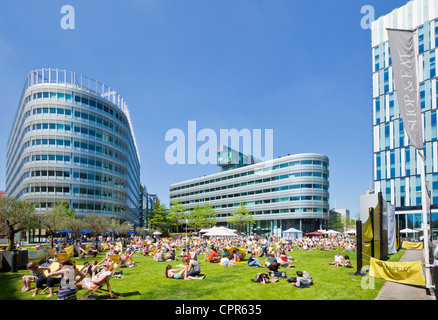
[20,232,357,299]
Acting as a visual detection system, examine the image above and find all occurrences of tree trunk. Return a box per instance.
[8,231,15,251]
[50,232,55,248]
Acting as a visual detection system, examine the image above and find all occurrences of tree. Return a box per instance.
[228,203,255,233]
[119,221,132,236]
[40,200,76,248]
[328,210,344,231]
[82,214,110,247]
[167,199,188,233]
[107,218,121,242]
[63,215,84,245]
[187,203,217,232]
[0,197,36,250]
[148,201,168,233]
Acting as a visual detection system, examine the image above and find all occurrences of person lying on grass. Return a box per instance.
[292,271,313,289]
[220,257,238,267]
[165,265,206,280]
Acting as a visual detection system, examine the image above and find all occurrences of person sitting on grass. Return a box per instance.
[165,249,176,261]
[247,253,263,268]
[266,260,286,278]
[206,247,221,263]
[21,261,50,296]
[231,249,242,263]
[342,255,353,268]
[328,252,344,267]
[278,251,296,269]
[165,265,206,280]
[182,257,205,279]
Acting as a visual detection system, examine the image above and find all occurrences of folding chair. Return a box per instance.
[108,254,122,265]
[55,253,71,262]
[77,247,88,259]
[101,243,110,252]
[47,249,57,260]
[64,246,74,258]
[84,263,123,299]
[41,262,61,294]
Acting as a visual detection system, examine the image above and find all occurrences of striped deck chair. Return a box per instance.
[84,263,123,299]
[41,262,61,294]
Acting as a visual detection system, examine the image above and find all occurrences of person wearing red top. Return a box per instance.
[207,248,220,263]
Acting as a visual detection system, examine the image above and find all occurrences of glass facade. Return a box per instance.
[372,0,438,238]
[170,153,329,236]
[6,69,141,225]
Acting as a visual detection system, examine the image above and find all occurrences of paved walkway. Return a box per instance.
[375,249,436,300]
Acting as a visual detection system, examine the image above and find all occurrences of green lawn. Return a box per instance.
[0,247,405,300]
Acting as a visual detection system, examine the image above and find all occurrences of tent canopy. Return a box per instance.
[400,228,419,233]
[283,227,302,233]
[306,231,325,235]
[56,230,72,234]
[326,230,341,234]
[203,227,237,237]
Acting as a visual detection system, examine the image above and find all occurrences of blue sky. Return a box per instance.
[0,0,410,216]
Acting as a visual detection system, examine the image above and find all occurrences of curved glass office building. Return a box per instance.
[6,69,141,224]
[170,153,329,236]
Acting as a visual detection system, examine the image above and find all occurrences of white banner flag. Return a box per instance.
[387,29,423,150]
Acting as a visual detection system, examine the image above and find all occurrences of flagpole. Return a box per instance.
[417,150,432,292]
[413,28,433,292]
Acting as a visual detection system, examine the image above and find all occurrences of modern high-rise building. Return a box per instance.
[6,69,142,225]
[170,151,329,236]
[371,0,438,236]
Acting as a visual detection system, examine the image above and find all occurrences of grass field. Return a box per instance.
[0,246,405,300]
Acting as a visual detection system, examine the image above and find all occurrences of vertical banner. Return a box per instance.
[386,29,423,150]
[387,204,397,254]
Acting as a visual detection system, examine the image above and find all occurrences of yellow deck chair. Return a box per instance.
[64,246,74,257]
[101,243,110,252]
[55,253,71,262]
[41,262,61,294]
[47,249,57,260]
[108,254,121,265]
